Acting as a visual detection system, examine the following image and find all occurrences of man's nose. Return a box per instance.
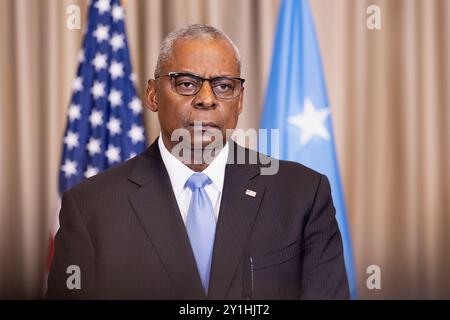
[193,81,217,110]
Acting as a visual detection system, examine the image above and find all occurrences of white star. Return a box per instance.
[93,24,110,43]
[91,81,105,99]
[109,60,124,79]
[109,33,124,51]
[127,151,137,160]
[72,76,83,92]
[64,131,79,150]
[108,89,122,107]
[84,165,99,178]
[111,4,124,22]
[128,124,145,144]
[128,97,142,115]
[68,104,81,121]
[94,0,111,15]
[107,117,122,135]
[61,159,78,178]
[92,53,108,71]
[86,137,102,156]
[78,49,85,63]
[89,110,104,128]
[105,144,121,164]
[288,98,330,145]
[130,73,137,83]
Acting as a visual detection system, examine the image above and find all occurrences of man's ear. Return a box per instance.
[238,87,244,114]
[145,79,158,112]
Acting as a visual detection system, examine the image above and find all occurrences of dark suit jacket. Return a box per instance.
[46,139,349,299]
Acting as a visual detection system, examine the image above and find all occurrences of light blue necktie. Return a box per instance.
[185,172,216,294]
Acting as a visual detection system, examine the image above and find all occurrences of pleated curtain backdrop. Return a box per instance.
[0,0,448,298]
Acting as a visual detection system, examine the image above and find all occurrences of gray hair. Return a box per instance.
[154,24,242,78]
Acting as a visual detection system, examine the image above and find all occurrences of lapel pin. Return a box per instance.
[245,189,257,198]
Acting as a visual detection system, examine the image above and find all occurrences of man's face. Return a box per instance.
[146,38,244,151]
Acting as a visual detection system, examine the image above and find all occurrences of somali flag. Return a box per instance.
[260,0,357,298]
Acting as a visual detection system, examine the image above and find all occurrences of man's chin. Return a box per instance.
[191,137,225,150]
[169,126,226,150]
[188,127,225,148]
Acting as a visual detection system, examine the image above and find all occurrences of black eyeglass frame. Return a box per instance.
[155,71,245,100]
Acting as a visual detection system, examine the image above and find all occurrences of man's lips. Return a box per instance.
[187,121,220,129]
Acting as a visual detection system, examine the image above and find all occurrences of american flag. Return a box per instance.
[59,0,146,193]
[49,0,146,266]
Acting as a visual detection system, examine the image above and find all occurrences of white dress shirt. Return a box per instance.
[158,134,229,224]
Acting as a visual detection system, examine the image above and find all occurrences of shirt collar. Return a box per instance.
[158,133,229,197]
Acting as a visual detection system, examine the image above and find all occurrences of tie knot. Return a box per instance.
[186,173,212,191]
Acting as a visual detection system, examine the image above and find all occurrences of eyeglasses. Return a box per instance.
[156,72,245,100]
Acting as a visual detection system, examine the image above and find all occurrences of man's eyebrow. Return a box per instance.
[180,72,240,78]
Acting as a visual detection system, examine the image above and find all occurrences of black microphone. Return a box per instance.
[242,252,254,300]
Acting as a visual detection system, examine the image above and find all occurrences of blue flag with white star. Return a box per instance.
[260,0,357,298]
[59,0,146,193]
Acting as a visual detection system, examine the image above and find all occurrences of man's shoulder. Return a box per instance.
[265,157,324,191]
[241,144,324,183]
[66,151,145,198]
[237,146,328,207]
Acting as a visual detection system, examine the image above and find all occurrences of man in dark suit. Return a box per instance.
[47,24,349,299]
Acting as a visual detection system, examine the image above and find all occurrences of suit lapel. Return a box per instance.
[127,140,206,299]
[208,143,266,299]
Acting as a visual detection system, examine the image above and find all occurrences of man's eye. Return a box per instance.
[214,81,234,92]
[177,81,195,88]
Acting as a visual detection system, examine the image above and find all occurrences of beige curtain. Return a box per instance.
[0,0,448,299]
[311,0,450,299]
